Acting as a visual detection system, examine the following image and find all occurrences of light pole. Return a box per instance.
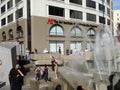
[16,4,23,60]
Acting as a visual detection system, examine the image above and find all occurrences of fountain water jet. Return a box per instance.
[59,26,120,90]
[94,26,115,80]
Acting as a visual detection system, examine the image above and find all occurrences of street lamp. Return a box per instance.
[16,26,23,58]
[16,4,23,60]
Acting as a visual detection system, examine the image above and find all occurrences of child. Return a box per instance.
[35,65,41,81]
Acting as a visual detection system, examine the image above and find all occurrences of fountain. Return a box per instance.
[30,26,120,90]
[58,26,120,90]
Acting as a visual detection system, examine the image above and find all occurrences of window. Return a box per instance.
[49,25,64,36]
[70,0,82,5]
[49,41,64,54]
[8,29,13,39]
[19,29,23,37]
[87,13,96,22]
[99,4,105,12]
[86,0,96,9]
[7,0,13,9]
[1,18,6,26]
[107,8,110,16]
[1,5,5,14]
[8,13,13,23]
[2,31,6,40]
[49,6,64,17]
[16,8,23,19]
[87,28,95,37]
[17,26,23,38]
[99,16,105,24]
[70,27,82,37]
[70,41,82,53]
[70,10,82,19]
[87,42,95,51]
[107,19,110,25]
[19,42,24,55]
[15,0,22,4]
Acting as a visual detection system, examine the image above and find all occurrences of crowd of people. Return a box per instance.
[8,47,90,90]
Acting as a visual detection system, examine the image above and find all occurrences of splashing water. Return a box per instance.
[94,26,115,80]
[59,26,120,90]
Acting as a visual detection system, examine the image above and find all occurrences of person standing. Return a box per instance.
[34,48,38,54]
[54,62,58,79]
[35,65,41,81]
[51,56,56,71]
[43,65,49,82]
[58,47,61,54]
[9,64,24,90]
[25,48,30,60]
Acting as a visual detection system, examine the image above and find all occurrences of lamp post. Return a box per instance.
[16,4,23,60]
[16,26,23,59]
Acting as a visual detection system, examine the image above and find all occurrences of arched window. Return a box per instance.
[8,29,13,39]
[49,25,64,36]
[70,27,82,37]
[2,31,6,40]
[17,26,23,38]
[87,28,95,36]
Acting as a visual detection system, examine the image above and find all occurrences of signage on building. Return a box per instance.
[47,18,98,28]
[47,18,54,24]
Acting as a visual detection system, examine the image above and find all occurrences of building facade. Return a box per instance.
[0,0,113,55]
[113,10,120,36]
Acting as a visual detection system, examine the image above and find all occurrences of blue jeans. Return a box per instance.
[36,73,40,81]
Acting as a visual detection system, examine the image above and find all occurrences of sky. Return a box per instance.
[113,0,120,10]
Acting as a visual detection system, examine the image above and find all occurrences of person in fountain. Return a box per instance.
[43,65,49,82]
[35,65,41,81]
[54,62,59,79]
[51,56,56,71]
